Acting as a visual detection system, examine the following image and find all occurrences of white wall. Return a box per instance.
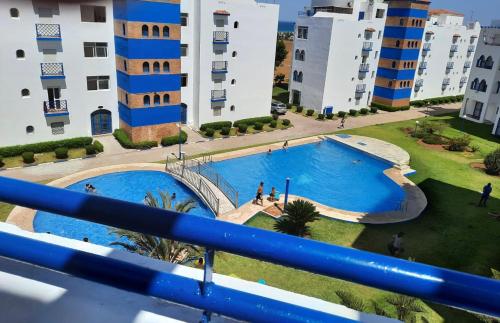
[0,0,117,147]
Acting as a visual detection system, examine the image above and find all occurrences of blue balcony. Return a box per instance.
[362,42,373,53]
[468,45,475,53]
[43,100,69,117]
[359,63,370,73]
[446,62,454,72]
[40,63,65,79]
[422,43,431,51]
[213,31,229,44]
[212,61,228,74]
[211,89,226,102]
[36,24,61,41]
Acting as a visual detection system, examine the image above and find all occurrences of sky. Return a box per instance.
[258,0,499,25]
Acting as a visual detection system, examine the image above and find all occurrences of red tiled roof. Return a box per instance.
[214,10,230,16]
[428,9,464,17]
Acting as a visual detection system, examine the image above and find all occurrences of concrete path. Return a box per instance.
[95,134,128,156]
[0,104,460,182]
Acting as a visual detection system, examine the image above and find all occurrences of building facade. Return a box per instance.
[288,0,388,113]
[412,10,480,100]
[460,21,500,135]
[1,0,118,146]
[180,0,278,128]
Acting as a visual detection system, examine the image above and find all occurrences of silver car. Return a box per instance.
[271,101,287,115]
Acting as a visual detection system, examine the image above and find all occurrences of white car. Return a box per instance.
[271,101,287,115]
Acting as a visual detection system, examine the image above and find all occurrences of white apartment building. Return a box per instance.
[288,0,388,113]
[460,21,500,135]
[180,0,279,128]
[0,0,118,146]
[412,10,480,100]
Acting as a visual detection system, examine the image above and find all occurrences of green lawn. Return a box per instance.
[214,112,500,322]
[2,148,87,168]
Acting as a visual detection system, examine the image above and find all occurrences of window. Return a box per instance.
[181,74,188,87]
[471,78,479,90]
[388,81,393,87]
[396,40,400,47]
[163,94,170,104]
[122,23,126,36]
[163,61,170,72]
[297,72,303,82]
[376,9,385,19]
[232,51,237,58]
[143,95,150,106]
[154,94,160,105]
[152,25,159,37]
[371,71,375,78]
[10,8,19,18]
[143,62,150,73]
[297,26,308,39]
[123,60,127,71]
[21,89,30,97]
[80,5,106,23]
[391,61,396,68]
[87,76,110,91]
[231,79,236,85]
[411,19,415,26]
[213,107,222,116]
[125,93,128,104]
[374,51,378,59]
[181,44,188,57]
[26,126,34,134]
[234,21,239,29]
[153,62,160,73]
[378,31,382,39]
[496,82,500,94]
[295,49,300,60]
[16,49,25,59]
[142,25,149,37]
[163,26,170,37]
[83,42,108,58]
[230,105,235,111]
[181,13,188,27]
[478,80,488,92]
[51,122,65,135]
[399,18,404,26]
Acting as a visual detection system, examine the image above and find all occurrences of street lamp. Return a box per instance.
[177,122,182,160]
[414,121,420,137]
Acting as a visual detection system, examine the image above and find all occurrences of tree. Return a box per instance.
[274,73,285,86]
[484,148,500,175]
[274,200,320,237]
[336,291,367,312]
[385,295,425,322]
[109,191,200,264]
[275,39,288,69]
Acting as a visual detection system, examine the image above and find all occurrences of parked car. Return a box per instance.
[271,101,287,115]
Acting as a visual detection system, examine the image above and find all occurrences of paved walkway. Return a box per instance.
[0,104,460,182]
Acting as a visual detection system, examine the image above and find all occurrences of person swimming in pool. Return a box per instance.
[85,183,96,193]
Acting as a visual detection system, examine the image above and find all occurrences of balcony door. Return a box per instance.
[472,101,483,120]
[47,87,61,109]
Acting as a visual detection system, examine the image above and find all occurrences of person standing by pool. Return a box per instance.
[254,182,264,205]
[269,187,276,202]
[339,116,346,129]
[283,141,289,150]
[478,183,493,207]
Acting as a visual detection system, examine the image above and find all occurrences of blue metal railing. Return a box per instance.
[0,176,499,320]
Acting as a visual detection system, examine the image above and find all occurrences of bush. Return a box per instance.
[200,121,232,131]
[161,130,188,146]
[204,128,215,137]
[359,108,369,115]
[448,135,471,152]
[272,113,279,121]
[338,111,347,118]
[238,124,248,133]
[93,140,104,153]
[0,137,93,158]
[270,120,278,128]
[0,155,4,168]
[85,145,97,155]
[54,147,68,159]
[113,129,158,150]
[254,122,264,131]
[296,106,304,113]
[317,113,325,120]
[370,107,378,114]
[370,102,409,112]
[220,127,231,136]
[484,148,500,175]
[422,134,446,145]
[306,109,315,116]
[400,105,411,111]
[326,113,334,120]
[234,116,273,128]
[349,109,358,116]
[286,103,294,110]
[282,119,291,126]
[22,152,35,164]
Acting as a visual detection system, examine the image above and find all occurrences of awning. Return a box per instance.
[214,10,230,16]
[365,28,376,32]
[426,31,434,35]
[453,34,461,37]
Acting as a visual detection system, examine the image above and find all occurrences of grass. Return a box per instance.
[272,85,289,104]
[214,112,500,322]
[2,148,87,168]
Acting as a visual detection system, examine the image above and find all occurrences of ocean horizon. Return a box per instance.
[278,21,295,32]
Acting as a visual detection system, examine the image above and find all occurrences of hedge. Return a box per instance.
[85,145,97,155]
[360,108,369,115]
[338,111,347,118]
[282,119,291,126]
[55,147,68,159]
[205,128,215,137]
[410,95,464,107]
[326,113,334,120]
[238,124,248,133]
[370,102,410,112]
[234,116,273,127]
[161,130,188,146]
[306,109,315,116]
[270,120,278,128]
[0,156,4,168]
[296,106,304,113]
[22,152,35,164]
[113,129,158,150]
[93,140,104,153]
[200,121,232,131]
[220,127,231,136]
[254,122,264,130]
[349,109,357,116]
[0,137,93,158]
[317,113,325,120]
[370,107,378,114]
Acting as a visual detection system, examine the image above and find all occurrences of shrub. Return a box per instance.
[448,135,471,152]
[220,127,231,136]
[370,102,406,112]
[317,113,325,120]
[272,113,279,121]
[400,105,411,111]
[326,113,334,120]
[254,122,264,131]
[0,155,4,168]
[484,148,500,175]
[113,129,157,150]
[204,128,215,137]
[422,134,445,145]
[338,111,347,118]
[0,137,93,158]
[22,152,35,164]
[282,119,291,126]
[234,116,273,127]
[200,121,232,131]
[238,124,248,133]
[296,106,304,113]
[93,140,104,153]
[359,108,369,115]
[274,200,320,237]
[370,107,378,114]
[270,120,278,128]
[286,103,294,110]
[336,291,367,312]
[306,109,315,116]
[54,147,68,159]
[161,130,188,146]
[349,109,358,116]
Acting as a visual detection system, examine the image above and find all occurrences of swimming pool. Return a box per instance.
[210,140,405,213]
[34,171,214,247]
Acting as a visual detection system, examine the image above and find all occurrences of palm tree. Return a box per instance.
[274,199,320,237]
[385,295,425,322]
[109,191,201,264]
[335,290,367,312]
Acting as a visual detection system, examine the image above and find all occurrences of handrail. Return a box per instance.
[0,176,499,318]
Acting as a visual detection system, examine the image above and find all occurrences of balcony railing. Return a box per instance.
[464,61,472,68]
[212,61,228,74]
[359,63,370,73]
[450,44,458,52]
[40,63,65,79]
[35,24,61,40]
[211,90,227,102]
[468,45,475,53]
[442,78,450,86]
[213,31,229,44]
[43,100,68,116]
[446,62,454,70]
[355,84,366,93]
[362,42,373,52]
[0,177,499,322]
[460,77,468,87]
[422,43,431,51]
[419,62,427,70]
[415,79,424,87]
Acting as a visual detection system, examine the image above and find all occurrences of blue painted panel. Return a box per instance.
[377,68,416,80]
[374,86,412,100]
[113,0,180,24]
[119,103,181,127]
[387,8,428,18]
[383,26,424,40]
[117,71,180,93]
[358,11,365,21]
[380,47,420,60]
[115,37,180,59]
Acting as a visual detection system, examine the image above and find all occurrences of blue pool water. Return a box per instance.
[34,171,214,247]
[211,140,405,213]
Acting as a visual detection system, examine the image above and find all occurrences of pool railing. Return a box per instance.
[0,176,499,322]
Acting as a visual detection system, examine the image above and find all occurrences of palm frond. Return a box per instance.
[336,290,367,312]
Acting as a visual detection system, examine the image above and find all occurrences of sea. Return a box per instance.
[278,21,295,33]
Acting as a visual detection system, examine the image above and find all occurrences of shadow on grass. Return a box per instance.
[429,111,500,143]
